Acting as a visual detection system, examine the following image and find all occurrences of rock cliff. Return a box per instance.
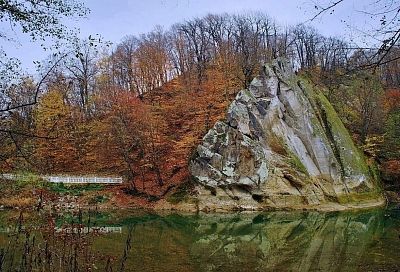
[189,58,384,211]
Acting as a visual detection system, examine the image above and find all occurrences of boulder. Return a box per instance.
[189,58,384,211]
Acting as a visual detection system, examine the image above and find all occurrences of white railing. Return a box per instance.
[44,176,123,184]
[0,227,13,233]
[1,174,15,180]
[1,174,123,184]
[55,226,123,234]
[0,226,122,234]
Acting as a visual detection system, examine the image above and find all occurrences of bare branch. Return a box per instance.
[0,52,69,113]
[0,129,56,140]
[309,0,345,21]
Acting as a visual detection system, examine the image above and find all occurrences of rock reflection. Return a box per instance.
[189,210,384,272]
[0,208,396,272]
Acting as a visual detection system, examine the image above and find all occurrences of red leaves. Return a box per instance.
[382,160,400,181]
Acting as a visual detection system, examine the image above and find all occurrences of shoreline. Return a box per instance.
[14,196,385,214]
[0,178,392,213]
[152,196,387,213]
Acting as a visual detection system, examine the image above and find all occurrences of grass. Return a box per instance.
[0,172,45,208]
[0,196,36,209]
[88,195,109,204]
[287,152,308,175]
[268,135,288,155]
[0,171,46,191]
[47,183,104,196]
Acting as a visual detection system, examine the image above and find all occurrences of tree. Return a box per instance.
[317,36,350,72]
[63,39,100,114]
[178,18,212,86]
[231,13,281,88]
[92,89,167,190]
[291,24,322,69]
[382,89,400,158]
[231,14,264,88]
[0,1,89,171]
[112,35,139,93]
[133,27,171,98]
[328,71,384,143]
[33,89,76,172]
[0,0,88,42]
[167,25,191,77]
[379,47,400,87]
[1,0,89,113]
[380,89,400,182]
[309,0,400,67]
[0,76,37,170]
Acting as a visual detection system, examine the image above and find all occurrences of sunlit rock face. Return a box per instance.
[190,58,384,211]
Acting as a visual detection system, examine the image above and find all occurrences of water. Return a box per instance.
[0,207,399,271]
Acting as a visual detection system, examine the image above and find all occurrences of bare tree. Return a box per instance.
[64,39,99,114]
[309,0,400,67]
[112,35,139,93]
[178,18,212,87]
[291,24,322,69]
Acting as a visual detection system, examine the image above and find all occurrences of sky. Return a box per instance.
[2,0,373,73]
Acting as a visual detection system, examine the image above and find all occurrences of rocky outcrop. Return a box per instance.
[189,58,384,211]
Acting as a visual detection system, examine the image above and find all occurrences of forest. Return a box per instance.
[1,2,399,200]
[1,2,400,271]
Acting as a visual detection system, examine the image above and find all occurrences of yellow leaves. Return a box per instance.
[33,90,81,173]
[362,135,385,158]
[35,90,70,134]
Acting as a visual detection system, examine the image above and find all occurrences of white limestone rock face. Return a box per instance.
[189,58,383,211]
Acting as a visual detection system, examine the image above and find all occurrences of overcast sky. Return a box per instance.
[2,0,372,73]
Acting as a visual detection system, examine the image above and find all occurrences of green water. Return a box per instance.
[0,207,399,271]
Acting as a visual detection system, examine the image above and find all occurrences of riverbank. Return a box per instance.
[0,177,393,213]
[153,195,387,213]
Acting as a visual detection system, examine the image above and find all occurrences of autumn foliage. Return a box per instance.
[2,12,400,201]
[0,63,238,198]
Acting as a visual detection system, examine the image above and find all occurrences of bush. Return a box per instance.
[88,195,109,204]
[167,178,196,204]
[0,172,45,192]
[47,183,104,196]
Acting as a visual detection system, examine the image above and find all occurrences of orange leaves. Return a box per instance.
[92,90,146,172]
[92,88,170,189]
[135,64,240,190]
[385,160,400,173]
[383,89,400,113]
[25,47,242,196]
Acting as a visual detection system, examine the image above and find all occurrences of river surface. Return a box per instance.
[0,206,399,271]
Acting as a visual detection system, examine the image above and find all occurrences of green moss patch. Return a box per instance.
[299,78,370,179]
[287,152,308,175]
[336,191,382,205]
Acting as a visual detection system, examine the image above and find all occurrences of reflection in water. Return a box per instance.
[0,208,399,271]
[190,211,385,272]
